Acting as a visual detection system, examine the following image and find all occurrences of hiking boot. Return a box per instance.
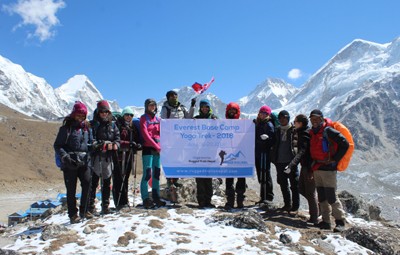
[317,221,331,230]
[154,199,166,207]
[80,211,94,219]
[333,219,346,232]
[204,202,215,208]
[102,207,111,215]
[224,202,234,210]
[278,205,291,212]
[70,214,81,224]
[143,198,155,209]
[236,201,244,209]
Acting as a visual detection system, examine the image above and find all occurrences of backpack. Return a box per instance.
[323,121,355,171]
[270,112,280,128]
[55,127,86,168]
[111,111,122,122]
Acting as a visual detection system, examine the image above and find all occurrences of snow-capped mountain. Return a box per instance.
[280,37,400,158]
[0,55,66,119]
[54,75,104,116]
[0,56,120,120]
[285,38,400,120]
[1,37,400,157]
[238,78,298,116]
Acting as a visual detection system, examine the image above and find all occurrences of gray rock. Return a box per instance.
[0,249,21,255]
[279,233,292,244]
[339,190,383,221]
[344,225,400,255]
[211,209,268,232]
[41,224,76,241]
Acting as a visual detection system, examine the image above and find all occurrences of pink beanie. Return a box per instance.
[259,105,272,115]
[71,101,88,117]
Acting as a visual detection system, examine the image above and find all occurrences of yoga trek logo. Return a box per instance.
[218,150,246,165]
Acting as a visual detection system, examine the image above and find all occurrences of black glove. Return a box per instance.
[136,143,142,150]
[191,98,196,107]
[129,141,137,148]
[63,155,77,166]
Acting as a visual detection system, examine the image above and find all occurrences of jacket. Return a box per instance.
[309,118,349,171]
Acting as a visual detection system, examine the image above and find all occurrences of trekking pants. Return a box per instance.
[255,152,274,201]
[141,147,161,201]
[276,162,300,209]
[63,164,91,218]
[314,170,346,224]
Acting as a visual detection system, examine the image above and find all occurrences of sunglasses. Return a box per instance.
[99,110,109,114]
[124,114,134,117]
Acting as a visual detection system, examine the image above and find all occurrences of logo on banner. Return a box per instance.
[219,150,247,166]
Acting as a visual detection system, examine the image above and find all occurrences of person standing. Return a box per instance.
[254,105,276,205]
[88,100,120,215]
[271,110,300,212]
[54,101,93,223]
[113,106,141,210]
[309,109,349,232]
[140,99,166,209]
[194,99,218,208]
[288,114,319,224]
[223,102,247,209]
[160,90,196,188]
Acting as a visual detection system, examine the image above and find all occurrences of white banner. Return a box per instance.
[160,119,255,178]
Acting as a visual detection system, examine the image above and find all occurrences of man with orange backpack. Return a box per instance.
[309,109,349,232]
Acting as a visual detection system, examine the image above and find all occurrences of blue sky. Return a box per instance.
[1,0,399,107]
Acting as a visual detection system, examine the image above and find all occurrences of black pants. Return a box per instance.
[255,153,274,201]
[195,178,213,206]
[63,165,91,218]
[112,152,135,207]
[276,162,300,209]
[90,174,111,209]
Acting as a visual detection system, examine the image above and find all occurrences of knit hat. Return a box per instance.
[71,101,88,117]
[144,98,158,114]
[278,110,290,120]
[309,109,323,118]
[97,100,110,112]
[166,90,178,99]
[258,105,272,115]
[200,99,211,108]
[121,106,134,116]
[295,114,308,127]
[225,102,240,119]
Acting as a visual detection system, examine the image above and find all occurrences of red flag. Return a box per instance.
[191,76,215,94]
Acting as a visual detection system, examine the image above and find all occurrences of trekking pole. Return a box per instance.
[83,153,95,220]
[117,149,132,208]
[132,149,137,207]
[260,152,267,204]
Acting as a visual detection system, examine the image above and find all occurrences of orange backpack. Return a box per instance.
[325,121,355,171]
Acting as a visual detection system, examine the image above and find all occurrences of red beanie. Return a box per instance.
[71,101,88,117]
[97,100,110,111]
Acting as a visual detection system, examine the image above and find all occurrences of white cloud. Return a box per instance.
[288,68,303,80]
[3,0,66,42]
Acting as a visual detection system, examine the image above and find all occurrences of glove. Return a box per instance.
[260,134,269,140]
[129,141,137,148]
[191,98,196,107]
[284,165,291,174]
[63,155,77,166]
[136,143,142,150]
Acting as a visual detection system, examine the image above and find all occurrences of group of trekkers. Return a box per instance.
[54,90,350,232]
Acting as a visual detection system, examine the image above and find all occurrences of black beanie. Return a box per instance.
[278,110,290,120]
[309,109,323,118]
[166,90,177,99]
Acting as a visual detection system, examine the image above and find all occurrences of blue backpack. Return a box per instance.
[55,127,71,168]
